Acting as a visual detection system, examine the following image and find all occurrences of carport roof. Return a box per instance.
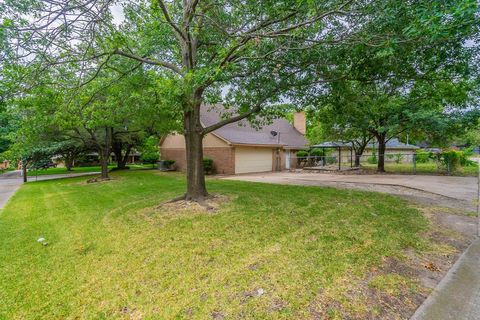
[311,141,352,148]
[312,139,418,150]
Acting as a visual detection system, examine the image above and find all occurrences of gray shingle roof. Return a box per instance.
[311,141,352,148]
[312,138,418,150]
[377,138,419,149]
[200,105,308,149]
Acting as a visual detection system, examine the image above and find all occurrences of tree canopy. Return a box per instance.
[1,0,479,194]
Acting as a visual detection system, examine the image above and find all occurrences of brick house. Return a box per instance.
[160,105,308,174]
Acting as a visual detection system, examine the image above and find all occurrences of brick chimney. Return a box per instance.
[293,111,306,135]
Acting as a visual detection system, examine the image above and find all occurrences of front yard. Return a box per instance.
[0,171,467,319]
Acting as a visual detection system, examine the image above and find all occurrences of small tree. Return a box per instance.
[140,136,160,168]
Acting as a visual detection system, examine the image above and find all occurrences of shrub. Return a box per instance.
[140,136,160,166]
[394,153,404,164]
[326,155,336,164]
[309,148,323,157]
[158,160,175,171]
[433,149,478,172]
[460,148,475,167]
[163,160,175,167]
[443,150,461,172]
[296,150,308,158]
[415,151,431,163]
[141,153,160,165]
[203,158,214,174]
[367,153,377,164]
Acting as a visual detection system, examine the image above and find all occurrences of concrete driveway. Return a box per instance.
[223,172,477,210]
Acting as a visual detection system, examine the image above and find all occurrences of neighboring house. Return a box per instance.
[111,151,141,164]
[366,138,419,162]
[312,138,419,163]
[160,105,308,174]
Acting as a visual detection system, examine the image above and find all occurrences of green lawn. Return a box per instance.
[0,171,436,319]
[27,164,154,176]
[361,162,478,176]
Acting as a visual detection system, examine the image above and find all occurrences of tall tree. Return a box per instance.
[2,0,381,201]
[300,0,479,171]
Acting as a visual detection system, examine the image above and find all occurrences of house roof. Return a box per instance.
[200,105,308,149]
[377,138,419,150]
[311,141,352,148]
[312,138,418,150]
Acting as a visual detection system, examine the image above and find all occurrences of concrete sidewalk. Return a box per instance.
[27,171,99,181]
[0,171,23,209]
[411,238,480,320]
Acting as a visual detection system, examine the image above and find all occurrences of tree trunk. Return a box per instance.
[377,135,387,172]
[99,153,109,179]
[22,162,27,183]
[99,127,112,179]
[65,156,74,171]
[353,139,369,167]
[112,141,131,169]
[354,153,361,167]
[184,106,208,201]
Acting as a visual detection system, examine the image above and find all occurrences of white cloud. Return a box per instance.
[111,3,125,26]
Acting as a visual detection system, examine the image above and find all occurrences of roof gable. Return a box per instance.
[200,105,308,148]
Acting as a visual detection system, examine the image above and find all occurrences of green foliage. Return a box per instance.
[296,150,308,158]
[304,0,479,162]
[309,148,323,157]
[162,160,175,167]
[140,136,160,165]
[436,150,462,172]
[433,149,475,172]
[203,158,214,175]
[326,155,337,165]
[415,151,432,163]
[2,0,479,195]
[394,154,404,164]
[306,123,327,145]
[367,153,378,164]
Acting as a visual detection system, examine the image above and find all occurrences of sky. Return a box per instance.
[110,3,125,26]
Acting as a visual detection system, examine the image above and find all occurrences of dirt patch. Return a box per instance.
[308,202,476,319]
[85,177,113,184]
[159,194,231,213]
[309,259,428,319]
[136,194,232,224]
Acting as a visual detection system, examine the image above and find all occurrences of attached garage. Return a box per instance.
[160,105,308,175]
[235,146,273,174]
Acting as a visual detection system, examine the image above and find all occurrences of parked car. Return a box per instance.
[30,160,57,170]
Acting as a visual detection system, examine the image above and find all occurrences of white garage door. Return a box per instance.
[235,147,273,174]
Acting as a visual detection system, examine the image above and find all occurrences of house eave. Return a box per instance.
[283,145,309,150]
[231,143,285,148]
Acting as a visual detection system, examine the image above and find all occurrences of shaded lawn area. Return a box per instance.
[0,170,434,319]
[361,162,478,176]
[27,164,153,176]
